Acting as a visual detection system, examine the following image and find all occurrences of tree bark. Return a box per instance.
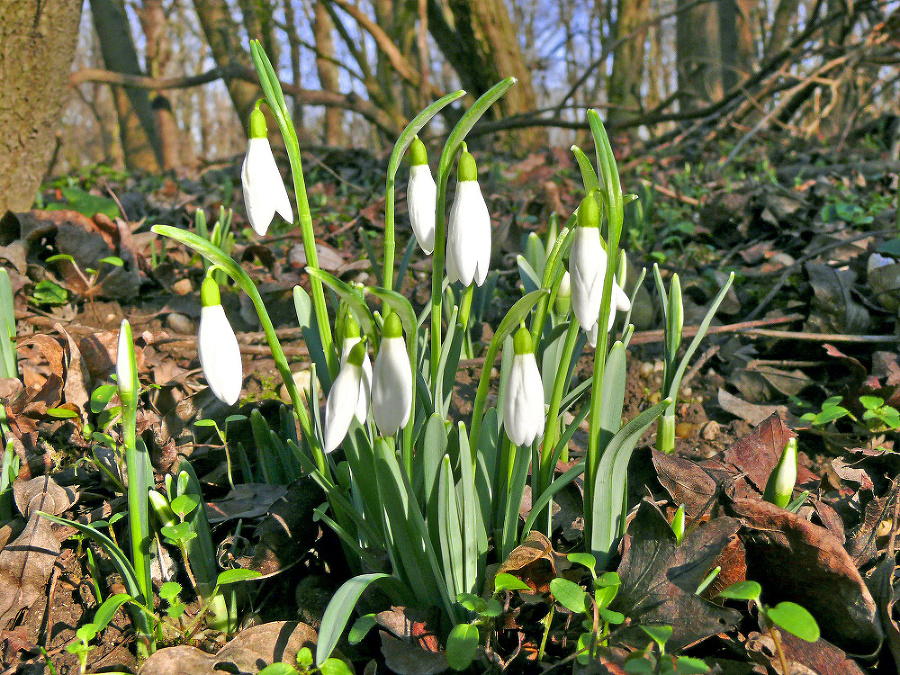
[676,0,723,110]
[192,0,270,137]
[607,0,651,127]
[91,0,163,172]
[427,0,546,151]
[0,0,82,213]
[314,0,343,145]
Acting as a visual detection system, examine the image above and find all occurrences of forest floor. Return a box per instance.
[0,129,899,675]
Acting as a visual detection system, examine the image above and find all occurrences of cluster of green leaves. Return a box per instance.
[802,394,900,434]
[718,581,819,642]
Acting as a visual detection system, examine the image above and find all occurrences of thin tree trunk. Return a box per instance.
[0,0,82,212]
[314,0,343,145]
[607,0,651,127]
[91,0,163,171]
[283,0,306,132]
[427,0,546,151]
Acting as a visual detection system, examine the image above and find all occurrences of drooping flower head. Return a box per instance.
[371,312,412,436]
[446,146,491,287]
[340,313,372,424]
[407,137,437,254]
[503,326,545,447]
[241,102,293,236]
[198,277,243,405]
[324,341,367,453]
[569,193,631,345]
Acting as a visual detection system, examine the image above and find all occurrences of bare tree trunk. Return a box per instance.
[283,0,306,131]
[428,0,546,151]
[0,0,82,212]
[766,0,800,59]
[607,0,651,127]
[193,0,270,137]
[91,0,163,172]
[314,0,343,145]
[139,0,182,170]
[676,0,723,111]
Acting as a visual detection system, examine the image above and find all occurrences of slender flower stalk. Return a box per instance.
[198,277,243,405]
[371,312,412,436]
[446,146,491,287]
[241,102,293,236]
[324,342,368,452]
[407,137,437,254]
[503,327,545,446]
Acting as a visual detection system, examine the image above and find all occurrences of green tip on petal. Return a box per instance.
[249,105,267,139]
[458,149,478,182]
[201,277,221,307]
[577,193,600,228]
[409,137,428,166]
[347,341,366,367]
[513,326,533,355]
[344,312,361,339]
[382,312,402,339]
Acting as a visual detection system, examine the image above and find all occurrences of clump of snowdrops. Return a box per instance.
[149,43,732,667]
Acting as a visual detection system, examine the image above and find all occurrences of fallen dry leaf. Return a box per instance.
[612,500,741,650]
[725,497,882,654]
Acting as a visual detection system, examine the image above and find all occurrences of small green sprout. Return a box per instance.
[718,580,819,674]
[764,437,798,509]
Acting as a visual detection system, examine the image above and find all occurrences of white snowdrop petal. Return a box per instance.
[372,337,412,436]
[447,181,491,287]
[323,362,363,453]
[408,164,437,254]
[504,353,545,447]
[241,138,293,236]
[570,227,607,329]
[198,305,243,405]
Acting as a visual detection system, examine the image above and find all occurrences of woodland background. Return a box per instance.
[1,0,899,217]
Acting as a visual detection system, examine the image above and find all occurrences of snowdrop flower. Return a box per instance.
[340,315,372,424]
[503,327,545,447]
[324,341,367,453]
[241,102,293,236]
[198,277,243,405]
[569,194,630,345]
[116,319,137,407]
[555,271,572,317]
[407,137,436,254]
[371,312,412,436]
[446,146,491,287]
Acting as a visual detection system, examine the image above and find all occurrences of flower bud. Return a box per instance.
[407,137,437,254]
[446,146,491,287]
[198,277,243,405]
[503,327,545,446]
[371,313,412,436]
[764,437,798,509]
[241,102,293,235]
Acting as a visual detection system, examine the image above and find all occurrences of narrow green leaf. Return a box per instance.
[349,614,378,645]
[216,569,262,586]
[717,581,761,601]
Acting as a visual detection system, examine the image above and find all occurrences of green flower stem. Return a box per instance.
[117,321,154,657]
[656,414,676,454]
[534,318,581,534]
[430,78,516,394]
[584,112,625,553]
[250,41,335,375]
[152,226,327,478]
[383,91,465,292]
[529,226,573,348]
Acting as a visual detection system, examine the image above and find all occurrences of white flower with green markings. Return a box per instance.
[569,194,630,345]
[407,137,437,254]
[371,312,412,436]
[503,327,545,446]
[446,146,491,287]
[340,315,372,424]
[198,277,243,405]
[241,102,293,236]
[324,341,368,453]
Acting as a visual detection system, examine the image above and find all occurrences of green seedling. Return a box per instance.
[257,647,351,675]
[717,581,819,674]
[66,593,131,674]
[623,625,709,674]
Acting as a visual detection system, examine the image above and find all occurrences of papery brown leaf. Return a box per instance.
[375,606,442,652]
[205,483,289,524]
[496,530,569,594]
[57,324,90,420]
[0,514,60,630]
[869,554,900,669]
[379,632,449,675]
[12,475,73,517]
[805,263,870,334]
[137,621,318,675]
[651,449,718,517]
[745,630,866,675]
[612,500,741,650]
[722,413,817,493]
[726,497,882,653]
